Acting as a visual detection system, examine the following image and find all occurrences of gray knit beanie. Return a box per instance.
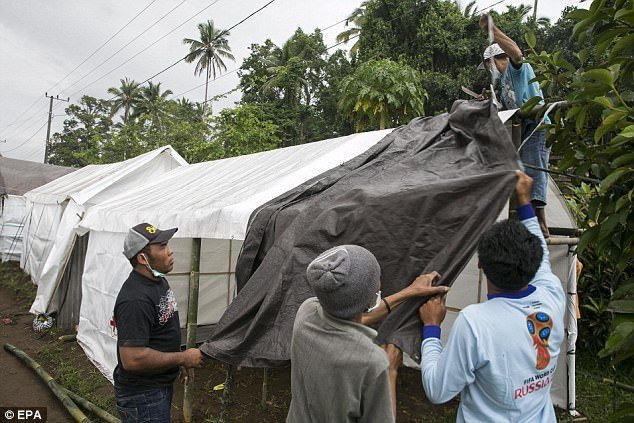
[306,245,381,319]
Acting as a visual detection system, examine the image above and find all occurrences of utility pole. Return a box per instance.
[533,0,538,24]
[44,93,69,164]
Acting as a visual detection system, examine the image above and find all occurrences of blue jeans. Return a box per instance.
[115,385,173,423]
[519,125,549,207]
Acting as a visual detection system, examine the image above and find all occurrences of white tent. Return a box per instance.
[0,157,75,262]
[21,146,187,317]
[73,129,578,412]
[75,130,391,381]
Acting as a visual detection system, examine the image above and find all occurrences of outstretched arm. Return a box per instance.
[361,272,448,326]
[479,14,523,64]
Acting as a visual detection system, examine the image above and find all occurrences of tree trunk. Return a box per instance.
[203,61,210,116]
[380,109,387,130]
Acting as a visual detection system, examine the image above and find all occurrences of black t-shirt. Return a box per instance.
[113,270,181,389]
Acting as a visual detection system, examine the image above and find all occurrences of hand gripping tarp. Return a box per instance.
[201,100,519,367]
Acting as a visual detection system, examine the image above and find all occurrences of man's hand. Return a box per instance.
[418,294,447,327]
[179,366,191,385]
[182,348,203,368]
[479,13,493,31]
[515,170,533,206]
[405,271,449,297]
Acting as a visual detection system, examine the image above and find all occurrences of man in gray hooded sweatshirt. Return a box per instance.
[287,245,394,423]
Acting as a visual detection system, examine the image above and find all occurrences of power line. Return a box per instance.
[60,0,188,96]
[136,0,278,88]
[0,121,48,154]
[0,0,158,136]
[70,0,224,100]
[47,0,160,93]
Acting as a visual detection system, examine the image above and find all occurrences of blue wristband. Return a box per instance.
[516,203,535,221]
[422,325,441,340]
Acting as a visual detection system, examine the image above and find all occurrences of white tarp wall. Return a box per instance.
[23,146,187,315]
[1,195,26,261]
[76,130,392,382]
[74,129,578,411]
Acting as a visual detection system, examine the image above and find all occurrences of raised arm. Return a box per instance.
[479,14,523,64]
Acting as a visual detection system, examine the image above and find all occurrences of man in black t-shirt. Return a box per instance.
[113,223,202,423]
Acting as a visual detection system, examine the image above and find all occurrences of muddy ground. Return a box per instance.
[0,262,458,422]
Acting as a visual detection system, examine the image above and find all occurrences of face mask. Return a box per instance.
[365,290,382,313]
[141,254,166,278]
[489,65,500,85]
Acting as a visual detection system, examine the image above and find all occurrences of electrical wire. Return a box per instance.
[60,0,188,96]
[0,0,158,136]
[135,0,278,87]
[48,0,160,93]
[71,0,223,99]
[0,121,48,154]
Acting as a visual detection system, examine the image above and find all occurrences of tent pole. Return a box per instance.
[183,237,201,423]
[227,238,233,307]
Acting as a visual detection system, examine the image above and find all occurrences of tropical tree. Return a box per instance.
[134,82,174,132]
[336,1,368,58]
[107,77,142,124]
[49,96,114,167]
[210,103,281,158]
[183,19,235,112]
[524,0,634,376]
[338,58,427,131]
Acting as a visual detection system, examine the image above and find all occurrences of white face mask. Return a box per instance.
[489,64,500,85]
[365,290,382,313]
[141,254,166,278]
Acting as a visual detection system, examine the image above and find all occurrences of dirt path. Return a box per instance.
[0,284,70,423]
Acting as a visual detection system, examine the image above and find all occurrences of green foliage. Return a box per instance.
[239,29,351,145]
[210,103,281,158]
[526,0,634,372]
[338,59,426,131]
[49,96,115,167]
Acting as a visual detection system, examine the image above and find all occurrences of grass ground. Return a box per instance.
[1,260,633,422]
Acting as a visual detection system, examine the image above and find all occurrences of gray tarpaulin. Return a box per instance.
[201,100,519,367]
[0,157,75,196]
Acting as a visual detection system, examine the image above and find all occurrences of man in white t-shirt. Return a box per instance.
[418,171,564,422]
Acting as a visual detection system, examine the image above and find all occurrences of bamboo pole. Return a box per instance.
[60,387,120,423]
[261,368,269,407]
[183,237,201,423]
[3,343,92,423]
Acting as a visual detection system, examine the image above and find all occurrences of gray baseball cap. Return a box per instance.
[123,222,177,259]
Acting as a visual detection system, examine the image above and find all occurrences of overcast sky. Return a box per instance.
[0,0,586,162]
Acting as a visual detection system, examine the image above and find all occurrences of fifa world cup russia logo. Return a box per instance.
[526,312,553,370]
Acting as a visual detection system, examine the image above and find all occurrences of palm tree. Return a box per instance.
[135,82,173,132]
[261,46,311,107]
[183,20,235,113]
[336,2,368,58]
[107,77,142,124]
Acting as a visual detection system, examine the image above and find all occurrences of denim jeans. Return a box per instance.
[519,125,550,207]
[115,384,173,423]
